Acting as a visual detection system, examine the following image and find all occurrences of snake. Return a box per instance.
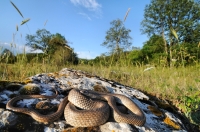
[6,88,146,127]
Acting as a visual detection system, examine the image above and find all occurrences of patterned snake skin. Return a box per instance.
[6,88,146,127]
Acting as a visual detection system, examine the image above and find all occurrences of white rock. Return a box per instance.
[100,122,134,132]
[0,109,18,128]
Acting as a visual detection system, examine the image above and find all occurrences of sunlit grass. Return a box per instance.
[1,45,200,128]
[71,64,200,100]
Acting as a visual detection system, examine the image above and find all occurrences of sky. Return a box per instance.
[0,0,150,59]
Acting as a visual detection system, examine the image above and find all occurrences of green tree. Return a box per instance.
[0,48,16,63]
[102,19,132,54]
[26,29,52,54]
[26,29,78,65]
[141,35,165,63]
[49,33,71,55]
[141,0,200,66]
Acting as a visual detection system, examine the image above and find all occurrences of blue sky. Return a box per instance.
[0,0,150,59]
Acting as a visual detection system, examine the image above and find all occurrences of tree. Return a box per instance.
[26,29,52,54]
[26,29,78,65]
[0,48,16,63]
[141,0,200,66]
[102,19,132,54]
[142,35,165,58]
[49,33,70,55]
[50,33,68,47]
[141,35,166,64]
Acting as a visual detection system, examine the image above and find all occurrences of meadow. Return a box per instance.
[1,53,200,128]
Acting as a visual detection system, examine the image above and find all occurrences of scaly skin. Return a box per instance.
[6,88,146,126]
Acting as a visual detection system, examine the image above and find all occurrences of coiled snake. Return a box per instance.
[6,88,146,127]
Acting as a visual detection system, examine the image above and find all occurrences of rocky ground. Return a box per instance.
[0,68,197,132]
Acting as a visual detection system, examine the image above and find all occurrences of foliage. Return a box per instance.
[50,46,78,65]
[141,0,200,66]
[102,19,132,54]
[25,29,78,65]
[141,35,166,63]
[141,0,200,44]
[49,33,68,47]
[171,42,200,66]
[0,48,16,64]
[16,53,44,63]
[26,29,52,54]
[128,50,143,65]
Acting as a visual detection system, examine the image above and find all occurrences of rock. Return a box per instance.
[5,83,23,91]
[19,83,40,95]
[0,86,4,92]
[44,121,67,132]
[0,108,18,128]
[0,68,195,131]
[100,122,135,132]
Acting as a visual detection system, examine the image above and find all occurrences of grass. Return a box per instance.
[71,64,200,100]
[0,62,64,81]
[1,56,200,129]
[1,60,200,106]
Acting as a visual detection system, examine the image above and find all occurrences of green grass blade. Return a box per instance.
[170,26,178,41]
[21,18,30,25]
[10,1,24,18]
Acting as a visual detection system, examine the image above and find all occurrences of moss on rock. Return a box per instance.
[19,83,40,95]
[147,105,164,117]
[163,116,181,130]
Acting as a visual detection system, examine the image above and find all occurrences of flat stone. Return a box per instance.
[0,108,18,128]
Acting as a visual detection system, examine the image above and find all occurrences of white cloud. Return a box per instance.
[0,41,42,55]
[70,0,102,19]
[78,12,91,20]
[70,0,101,11]
[76,51,98,59]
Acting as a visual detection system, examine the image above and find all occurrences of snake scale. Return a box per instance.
[6,88,146,127]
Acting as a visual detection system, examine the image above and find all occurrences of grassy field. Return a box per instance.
[1,61,200,127]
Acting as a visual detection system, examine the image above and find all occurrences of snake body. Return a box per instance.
[6,88,146,127]
[6,89,69,124]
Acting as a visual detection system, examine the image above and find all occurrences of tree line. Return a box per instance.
[0,29,78,65]
[1,0,200,67]
[94,0,200,67]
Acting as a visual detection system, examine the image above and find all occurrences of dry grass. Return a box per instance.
[0,63,65,81]
[1,60,192,103]
[71,65,200,98]
[1,60,200,127]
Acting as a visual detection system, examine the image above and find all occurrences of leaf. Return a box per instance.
[21,18,30,25]
[170,26,178,41]
[10,1,24,18]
